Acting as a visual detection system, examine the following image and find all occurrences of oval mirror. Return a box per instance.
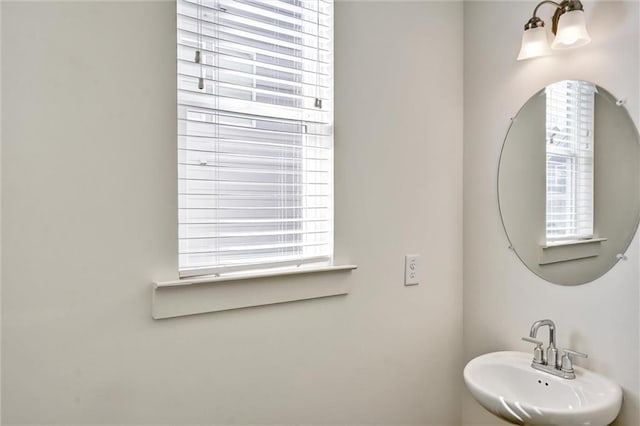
[498,80,640,285]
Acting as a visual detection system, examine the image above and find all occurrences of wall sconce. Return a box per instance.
[517,0,591,61]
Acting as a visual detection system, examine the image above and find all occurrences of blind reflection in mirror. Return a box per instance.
[545,80,596,243]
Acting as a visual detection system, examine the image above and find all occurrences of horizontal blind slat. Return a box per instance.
[183,0,333,21]
[178,2,332,42]
[177,88,332,122]
[179,255,331,278]
[178,58,331,93]
[177,12,331,55]
[177,31,332,73]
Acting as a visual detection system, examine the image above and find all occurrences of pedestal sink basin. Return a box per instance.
[464,351,622,426]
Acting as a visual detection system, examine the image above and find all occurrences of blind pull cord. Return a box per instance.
[314,0,322,109]
[196,0,204,90]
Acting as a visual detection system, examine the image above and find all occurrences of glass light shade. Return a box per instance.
[551,10,591,49]
[517,27,552,61]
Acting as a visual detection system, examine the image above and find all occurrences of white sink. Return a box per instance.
[463,351,622,426]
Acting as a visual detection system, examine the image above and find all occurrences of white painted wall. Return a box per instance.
[0,0,3,421]
[1,1,463,424]
[463,1,640,425]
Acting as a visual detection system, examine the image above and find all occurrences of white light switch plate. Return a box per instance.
[405,254,420,286]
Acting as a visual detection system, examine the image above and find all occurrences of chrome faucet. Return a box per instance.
[530,319,558,368]
[522,319,588,380]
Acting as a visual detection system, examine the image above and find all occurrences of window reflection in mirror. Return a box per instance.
[545,80,595,243]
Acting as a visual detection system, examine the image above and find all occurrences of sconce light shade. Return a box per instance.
[551,10,591,49]
[517,26,552,61]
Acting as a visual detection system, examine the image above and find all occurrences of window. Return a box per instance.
[177,0,334,278]
[545,80,596,243]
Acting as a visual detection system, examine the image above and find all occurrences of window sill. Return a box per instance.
[152,264,358,319]
[539,238,607,265]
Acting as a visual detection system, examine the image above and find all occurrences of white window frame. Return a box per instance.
[176,0,336,279]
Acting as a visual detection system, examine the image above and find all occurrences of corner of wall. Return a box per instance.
[1,0,4,421]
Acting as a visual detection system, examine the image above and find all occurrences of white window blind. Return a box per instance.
[545,80,596,242]
[177,0,334,278]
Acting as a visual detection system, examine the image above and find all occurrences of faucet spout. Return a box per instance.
[529,319,556,346]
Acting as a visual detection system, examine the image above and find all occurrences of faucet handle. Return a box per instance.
[522,336,543,346]
[560,348,588,373]
[522,337,544,364]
